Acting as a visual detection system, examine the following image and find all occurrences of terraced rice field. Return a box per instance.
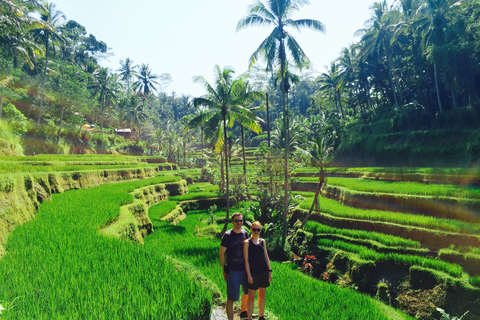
[1,155,479,319]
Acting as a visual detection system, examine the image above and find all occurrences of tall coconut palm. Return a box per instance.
[237,0,325,247]
[31,1,66,125]
[126,94,148,131]
[133,63,159,98]
[0,0,44,70]
[89,68,122,129]
[118,57,138,96]
[318,62,344,118]
[412,0,454,114]
[356,0,401,110]
[184,65,262,235]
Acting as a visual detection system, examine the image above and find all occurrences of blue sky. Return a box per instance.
[51,0,389,97]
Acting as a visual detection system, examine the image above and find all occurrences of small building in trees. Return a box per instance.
[114,128,132,139]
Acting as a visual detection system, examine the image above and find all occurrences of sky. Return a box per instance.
[50,0,388,97]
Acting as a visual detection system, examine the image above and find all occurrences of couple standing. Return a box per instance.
[219,212,273,320]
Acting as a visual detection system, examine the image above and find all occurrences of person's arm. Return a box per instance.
[263,239,272,282]
[244,240,253,284]
[220,245,227,281]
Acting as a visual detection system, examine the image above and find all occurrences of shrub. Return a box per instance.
[470,276,480,288]
[0,119,23,156]
[375,280,392,305]
[1,103,27,133]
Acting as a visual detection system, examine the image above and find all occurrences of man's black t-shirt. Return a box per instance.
[221,228,248,271]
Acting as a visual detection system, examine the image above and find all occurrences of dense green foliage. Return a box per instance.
[2,0,480,166]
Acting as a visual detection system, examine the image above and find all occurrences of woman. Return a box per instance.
[243,221,272,320]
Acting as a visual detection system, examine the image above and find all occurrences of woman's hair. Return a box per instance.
[251,221,262,228]
[231,212,242,221]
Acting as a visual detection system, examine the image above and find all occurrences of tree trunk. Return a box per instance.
[266,93,273,197]
[56,104,64,144]
[220,149,225,192]
[282,88,288,251]
[451,88,457,109]
[336,91,344,118]
[266,93,271,148]
[0,95,3,118]
[279,42,289,252]
[241,126,246,176]
[241,125,252,200]
[385,42,399,110]
[434,62,443,114]
[301,169,324,228]
[220,116,230,236]
[38,35,50,126]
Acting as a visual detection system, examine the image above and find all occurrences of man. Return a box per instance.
[219,212,249,320]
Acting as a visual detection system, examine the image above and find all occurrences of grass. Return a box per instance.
[293,166,480,177]
[187,182,219,193]
[0,177,212,319]
[304,221,422,248]
[146,205,412,320]
[0,154,143,162]
[296,192,480,234]
[470,276,480,287]
[170,192,221,201]
[323,177,480,199]
[316,239,464,277]
[147,200,178,219]
[1,159,475,319]
[0,162,159,174]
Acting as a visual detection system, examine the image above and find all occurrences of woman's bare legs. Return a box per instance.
[257,287,266,317]
[247,289,256,319]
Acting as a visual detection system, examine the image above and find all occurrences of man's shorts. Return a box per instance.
[247,271,270,290]
[226,270,248,301]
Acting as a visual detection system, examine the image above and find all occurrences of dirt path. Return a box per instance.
[210,306,246,320]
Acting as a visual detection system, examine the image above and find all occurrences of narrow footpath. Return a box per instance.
[210,306,245,320]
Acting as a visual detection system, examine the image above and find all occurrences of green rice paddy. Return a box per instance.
[296,192,480,234]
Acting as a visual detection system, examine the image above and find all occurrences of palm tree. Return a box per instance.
[133,63,159,97]
[356,0,401,110]
[89,68,122,129]
[0,0,44,70]
[337,45,368,113]
[318,62,344,118]
[184,65,262,235]
[126,94,148,131]
[56,40,79,144]
[31,1,66,125]
[412,0,454,114]
[237,0,325,246]
[83,60,99,87]
[118,57,138,96]
[295,125,335,228]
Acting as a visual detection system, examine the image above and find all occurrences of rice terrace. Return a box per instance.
[1,0,480,319]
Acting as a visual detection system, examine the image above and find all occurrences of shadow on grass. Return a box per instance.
[154,223,186,234]
[174,246,218,264]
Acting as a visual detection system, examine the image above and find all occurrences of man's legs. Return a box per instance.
[239,271,248,318]
[226,300,235,320]
[226,270,244,320]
